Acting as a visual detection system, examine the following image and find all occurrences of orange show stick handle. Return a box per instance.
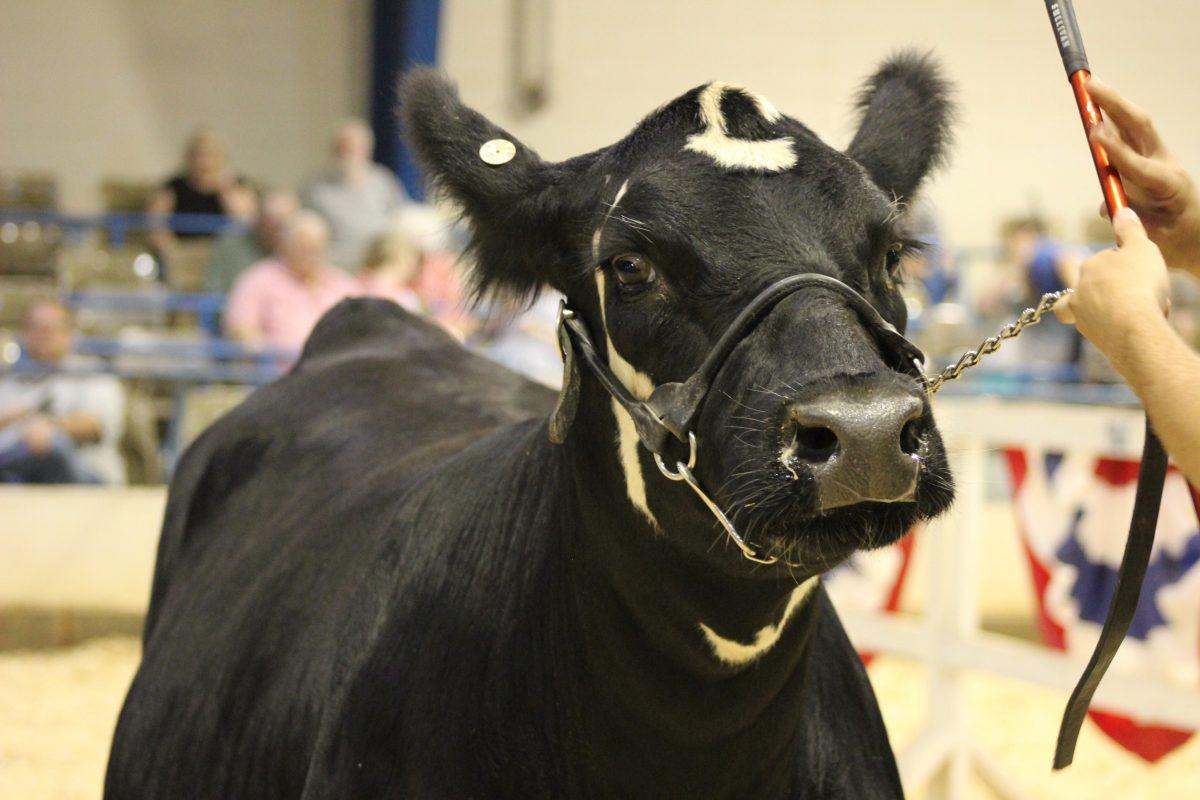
[1069,69,1129,217]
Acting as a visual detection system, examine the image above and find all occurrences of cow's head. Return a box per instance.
[401,53,955,571]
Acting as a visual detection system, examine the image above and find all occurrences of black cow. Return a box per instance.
[107,53,955,799]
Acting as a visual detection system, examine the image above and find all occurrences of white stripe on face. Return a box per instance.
[592,179,630,262]
[684,82,797,172]
[594,269,659,528]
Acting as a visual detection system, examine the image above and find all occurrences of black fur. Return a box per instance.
[108,52,956,799]
[847,51,955,202]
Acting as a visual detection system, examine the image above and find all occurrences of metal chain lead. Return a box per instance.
[925,289,1074,394]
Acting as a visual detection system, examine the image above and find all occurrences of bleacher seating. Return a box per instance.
[59,245,159,290]
[0,173,58,211]
[0,221,64,278]
[165,240,212,292]
[0,192,265,481]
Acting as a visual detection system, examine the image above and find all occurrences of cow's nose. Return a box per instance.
[784,390,925,511]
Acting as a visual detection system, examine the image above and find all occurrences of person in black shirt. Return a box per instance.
[147,128,256,258]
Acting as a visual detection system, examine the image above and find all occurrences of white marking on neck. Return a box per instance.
[684,82,797,172]
[594,269,659,528]
[700,577,819,666]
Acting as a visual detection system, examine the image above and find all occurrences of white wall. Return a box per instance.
[0,487,165,614]
[441,0,1200,245]
[4,0,1196,246]
[0,0,370,211]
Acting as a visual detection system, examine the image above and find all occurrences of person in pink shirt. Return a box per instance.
[224,212,360,351]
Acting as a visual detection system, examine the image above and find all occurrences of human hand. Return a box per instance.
[22,415,59,454]
[1055,208,1170,358]
[1087,77,1200,276]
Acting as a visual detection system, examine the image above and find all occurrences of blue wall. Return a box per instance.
[371,0,441,200]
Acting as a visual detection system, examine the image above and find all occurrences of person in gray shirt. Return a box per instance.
[301,119,409,270]
[0,299,126,485]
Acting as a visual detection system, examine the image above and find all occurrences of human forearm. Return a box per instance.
[1110,314,1200,486]
[56,411,103,445]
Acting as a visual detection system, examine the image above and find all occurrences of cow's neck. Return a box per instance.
[551,390,824,792]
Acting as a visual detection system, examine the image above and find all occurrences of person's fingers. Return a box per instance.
[1054,294,1076,325]
[1086,77,1164,153]
[1112,207,1148,247]
[1092,125,1181,198]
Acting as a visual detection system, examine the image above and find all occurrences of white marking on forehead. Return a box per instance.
[592,179,631,262]
[700,577,818,666]
[684,82,797,172]
[595,269,659,528]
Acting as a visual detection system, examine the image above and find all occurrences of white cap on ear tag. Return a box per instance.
[479,139,516,166]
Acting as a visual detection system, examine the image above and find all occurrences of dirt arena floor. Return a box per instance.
[2,637,1198,799]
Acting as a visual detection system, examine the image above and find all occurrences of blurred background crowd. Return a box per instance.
[3,135,1197,486]
[0,115,571,485]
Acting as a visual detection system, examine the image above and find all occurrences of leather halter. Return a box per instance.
[553,272,928,564]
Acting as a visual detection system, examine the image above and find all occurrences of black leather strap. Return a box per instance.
[558,273,927,459]
[1054,420,1169,768]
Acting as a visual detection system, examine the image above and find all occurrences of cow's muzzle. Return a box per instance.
[784,387,927,511]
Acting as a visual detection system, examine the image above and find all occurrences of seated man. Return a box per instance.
[205,190,298,294]
[224,212,360,352]
[301,119,409,270]
[0,298,126,484]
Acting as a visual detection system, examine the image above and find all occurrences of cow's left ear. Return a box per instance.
[846,52,954,202]
[399,69,576,302]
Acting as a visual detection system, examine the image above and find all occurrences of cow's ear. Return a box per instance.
[846,52,954,202]
[399,69,571,303]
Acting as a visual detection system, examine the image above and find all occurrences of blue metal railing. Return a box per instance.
[72,335,294,366]
[0,209,245,245]
[63,290,224,314]
[61,290,226,335]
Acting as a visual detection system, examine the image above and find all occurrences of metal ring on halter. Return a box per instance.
[556,303,574,330]
[654,433,789,566]
[653,431,698,479]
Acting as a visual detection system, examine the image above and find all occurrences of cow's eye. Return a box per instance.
[884,244,904,282]
[610,253,656,287]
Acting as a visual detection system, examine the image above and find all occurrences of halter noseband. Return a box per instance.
[554,272,928,566]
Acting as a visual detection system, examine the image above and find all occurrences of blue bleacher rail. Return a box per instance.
[0,209,245,246]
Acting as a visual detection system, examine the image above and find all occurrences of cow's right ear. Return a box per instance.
[399,69,569,303]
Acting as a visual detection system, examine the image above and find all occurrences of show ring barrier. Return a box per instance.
[843,391,1200,800]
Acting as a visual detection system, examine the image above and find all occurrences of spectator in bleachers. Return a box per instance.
[148,127,256,257]
[0,298,126,485]
[301,119,409,270]
[1001,216,1083,304]
[987,215,1085,364]
[357,231,423,313]
[224,212,359,351]
[205,190,298,294]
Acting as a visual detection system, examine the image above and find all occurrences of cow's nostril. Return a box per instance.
[900,418,923,456]
[793,425,839,461]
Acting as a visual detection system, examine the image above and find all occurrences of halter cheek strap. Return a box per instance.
[551,272,928,566]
